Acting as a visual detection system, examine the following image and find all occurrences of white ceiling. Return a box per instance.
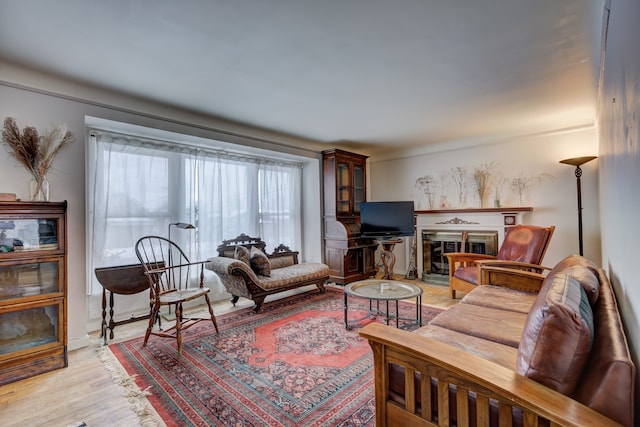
[0,1,604,152]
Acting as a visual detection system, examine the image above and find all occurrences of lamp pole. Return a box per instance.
[165,222,196,319]
[559,156,597,256]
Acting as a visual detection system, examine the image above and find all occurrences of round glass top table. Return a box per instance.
[343,279,423,329]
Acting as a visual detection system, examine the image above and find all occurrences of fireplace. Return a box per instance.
[422,230,498,283]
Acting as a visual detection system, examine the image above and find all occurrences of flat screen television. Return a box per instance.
[359,201,415,239]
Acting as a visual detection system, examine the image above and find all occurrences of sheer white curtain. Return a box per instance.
[87,130,302,329]
[258,162,301,249]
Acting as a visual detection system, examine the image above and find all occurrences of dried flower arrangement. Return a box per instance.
[492,174,509,207]
[472,162,498,208]
[2,117,74,200]
[510,171,555,206]
[438,170,450,208]
[450,166,467,208]
[415,174,435,209]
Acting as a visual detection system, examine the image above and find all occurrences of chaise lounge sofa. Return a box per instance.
[359,254,635,426]
[205,234,329,312]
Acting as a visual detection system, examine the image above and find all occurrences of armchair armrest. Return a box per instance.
[479,264,547,292]
[476,259,551,273]
[445,252,497,278]
[205,256,257,279]
[145,259,208,275]
[142,260,210,298]
[475,259,551,273]
[445,252,497,263]
[359,323,622,427]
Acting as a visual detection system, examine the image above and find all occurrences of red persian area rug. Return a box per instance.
[109,287,444,426]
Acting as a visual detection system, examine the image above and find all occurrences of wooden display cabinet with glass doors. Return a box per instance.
[0,201,67,385]
[322,149,377,284]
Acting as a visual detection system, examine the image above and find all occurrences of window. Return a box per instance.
[86,127,302,326]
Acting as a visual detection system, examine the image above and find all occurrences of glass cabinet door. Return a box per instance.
[0,218,60,254]
[0,301,62,356]
[0,259,62,301]
[353,164,365,213]
[337,162,351,214]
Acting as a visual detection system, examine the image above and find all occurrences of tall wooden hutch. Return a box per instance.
[322,149,378,284]
[0,201,67,385]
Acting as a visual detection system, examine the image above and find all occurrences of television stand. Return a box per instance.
[375,238,403,280]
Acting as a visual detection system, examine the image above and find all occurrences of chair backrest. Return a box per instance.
[496,225,555,264]
[135,236,192,297]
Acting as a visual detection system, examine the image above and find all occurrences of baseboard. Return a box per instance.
[68,334,92,351]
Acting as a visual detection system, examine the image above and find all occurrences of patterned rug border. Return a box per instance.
[104,287,444,426]
[97,339,164,426]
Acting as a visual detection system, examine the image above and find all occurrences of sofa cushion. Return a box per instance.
[546,254,600,305]
[461,285,538,314]
[429,303,527,348]
[416,324,518,370]
[517,273,594,395]
[234,245,250,266]
[249,246,271,276]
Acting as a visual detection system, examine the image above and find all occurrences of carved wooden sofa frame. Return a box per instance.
[205,234,329,312]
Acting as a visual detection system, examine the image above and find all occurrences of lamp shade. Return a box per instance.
[171,222,195,229]
[559,156,597,167]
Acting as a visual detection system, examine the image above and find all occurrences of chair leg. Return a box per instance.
[144,303,160,347]
[204,294,219,333]
[253,296,266,313]
[450,288,457,299]
[175,303,183,355]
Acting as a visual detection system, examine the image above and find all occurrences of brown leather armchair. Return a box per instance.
[446,225,555,298]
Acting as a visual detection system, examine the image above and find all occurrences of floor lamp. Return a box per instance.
[559,156,597,256]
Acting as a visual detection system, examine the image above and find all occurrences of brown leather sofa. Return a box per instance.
[359,254,635,426]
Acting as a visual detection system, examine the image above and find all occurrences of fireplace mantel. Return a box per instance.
[415,207,533,230]
[415,207,533,215]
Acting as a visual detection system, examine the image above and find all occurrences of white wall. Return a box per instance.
[367,128,600,274]
[597,0,640,414]
[0,64,324,350]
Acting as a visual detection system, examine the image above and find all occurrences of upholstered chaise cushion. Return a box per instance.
[249,246,271,276]
[517,273,594,395]
[258,262,329,290]
[269,255,295,270]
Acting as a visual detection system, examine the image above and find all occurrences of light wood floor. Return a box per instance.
[0,275,458,427]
